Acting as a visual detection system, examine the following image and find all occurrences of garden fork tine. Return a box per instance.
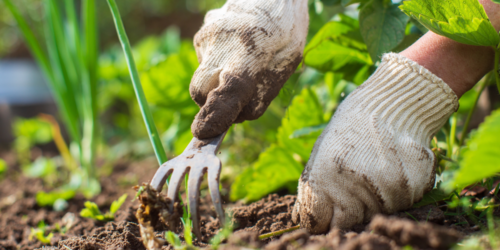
[150,131,227,240]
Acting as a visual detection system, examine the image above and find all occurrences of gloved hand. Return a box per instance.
[190,0,308,139]
[292,53,459,233]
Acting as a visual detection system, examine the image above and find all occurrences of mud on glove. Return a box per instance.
[292,53,459,233]
[190,0,309,139]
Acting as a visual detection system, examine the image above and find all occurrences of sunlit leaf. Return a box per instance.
[400,0,499,46]
[36,189,76,207]
[231,88,325,201]
[453,109,500,188]
[110,194,127,214]
[277,88,325,160]
[360,0,409,61]
[231,145,304,202]
[0,159,6,175]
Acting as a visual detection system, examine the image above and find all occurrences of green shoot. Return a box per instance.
[106,0,168,165]
[4,0,101,197]
[487,207,497,249]
[165,231,183,249]
[134,185,146,200]
[258,225,301,240]
[0,159,5,176]
[210,213,234,249]
[29,221,53,245]
[80,194,127,221]
[181,217,194,246]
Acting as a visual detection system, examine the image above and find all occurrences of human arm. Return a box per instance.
[292,0,500,233]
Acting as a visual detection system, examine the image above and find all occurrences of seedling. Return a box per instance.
[80,194,127,221]
[0,159,6,176]
[210,213,234,249]
[165,231,183,249]
[29,221,53,245]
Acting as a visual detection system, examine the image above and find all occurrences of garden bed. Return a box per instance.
[0,151,493,250]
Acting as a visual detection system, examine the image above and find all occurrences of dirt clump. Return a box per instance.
[230,194,296,235]
[369,215,462,249]
[59,221,144,250]
[135,184,182,250]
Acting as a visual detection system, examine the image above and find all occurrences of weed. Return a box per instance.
[29,221,53,245]
[80,194,127,222]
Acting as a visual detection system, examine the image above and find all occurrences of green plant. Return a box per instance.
[80,194,127,221]
[0,159,5,176]
[4,0,100,197]
[29,221,53,245]
[106,0,167,166]
[12,117,52,167]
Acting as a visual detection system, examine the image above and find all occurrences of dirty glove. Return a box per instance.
[190,0,308,139]
[292,53,459,233]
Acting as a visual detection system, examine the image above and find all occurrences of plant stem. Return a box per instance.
[494,46,500,94]
[447,114,457,158]
[259,225,301,240]
[106,0,168,165]
[458,72,491,148]
[38,114,77,172]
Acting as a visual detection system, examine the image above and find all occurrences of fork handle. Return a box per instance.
[186,130,227,155]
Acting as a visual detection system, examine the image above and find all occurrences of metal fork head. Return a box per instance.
[149,132,227,240]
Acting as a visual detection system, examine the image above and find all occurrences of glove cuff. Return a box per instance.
[352,53,459,145]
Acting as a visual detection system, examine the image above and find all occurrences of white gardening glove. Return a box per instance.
[190,0,308,139]
[292,53,459,233]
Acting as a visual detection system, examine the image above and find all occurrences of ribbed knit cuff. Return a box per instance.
[353,53,459,145]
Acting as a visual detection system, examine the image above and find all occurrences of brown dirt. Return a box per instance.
[0,153,483,250]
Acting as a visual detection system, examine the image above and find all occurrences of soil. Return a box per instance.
[0,150,492,250]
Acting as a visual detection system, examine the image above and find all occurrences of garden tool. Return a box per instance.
[150,131,227,240]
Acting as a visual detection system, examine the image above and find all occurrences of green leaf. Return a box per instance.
[290,124,327,139]
[413,188,452,208]
[304,18,372,75]
[360,0,409,61]
[36,189,76,207]
[0,159,6,176]
[165,231,182,247]
[80,201,103,219]
[231,88,325,201]
[22,157,56,178]
[110,194,128,214]
[400,0,499,46]
[141,43,199,115]
[277,88,325,161]
[453,109,500,188]
[493,0,500,4]
[231,145,304,202]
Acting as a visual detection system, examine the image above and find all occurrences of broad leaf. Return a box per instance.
[360,0,409,61]
[141,44,199,115]
[400,0,499,46]
[453,109,500,188]
[304,17,372,76]
[231,88,325,201]
[277,88,325,161]
[230,145,304,202]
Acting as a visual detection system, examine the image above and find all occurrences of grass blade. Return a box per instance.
[106,0,168,165]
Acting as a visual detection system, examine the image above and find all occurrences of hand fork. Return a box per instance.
[149,131,227,240]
